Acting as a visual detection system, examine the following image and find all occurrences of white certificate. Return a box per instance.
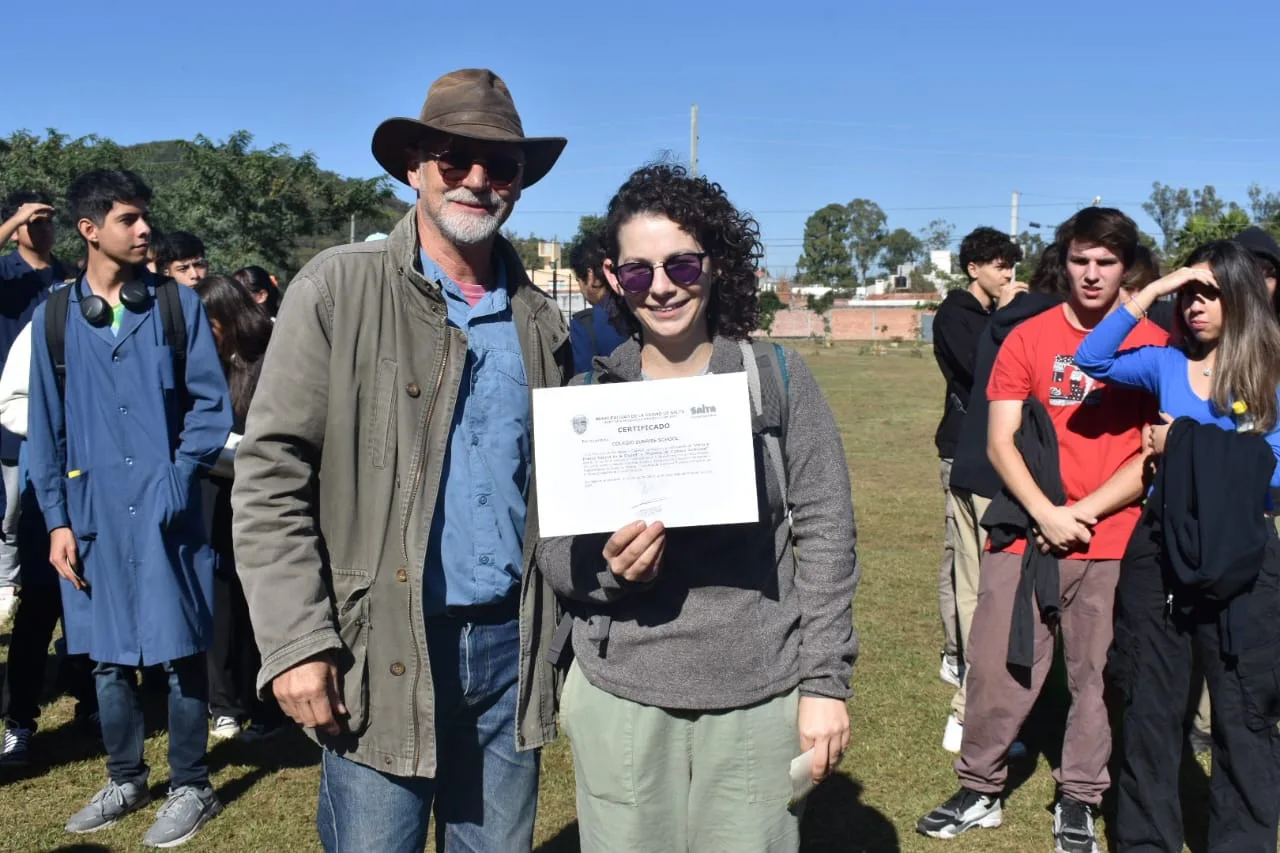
[533,372,759,537]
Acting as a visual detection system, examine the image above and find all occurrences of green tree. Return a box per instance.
[917,218,955,252]
[1171,208,1252,266]
[562,213,607,275]
[879,227,923,274]
[806,291,836,346]
[502,230,546,271]
[1143,181,1192,254]
[796,204,852,285]
[1247,184,1280,230]
[1015,230,1047,282]
[846,198,887,286]
[158,131,392,276]
[758,290,784,335]
[0,129,134,263]
[1191,185,1226,220]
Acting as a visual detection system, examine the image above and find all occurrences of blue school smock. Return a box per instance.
[26,277,232,666]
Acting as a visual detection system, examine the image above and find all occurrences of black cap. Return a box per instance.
[1235,226,1280,273]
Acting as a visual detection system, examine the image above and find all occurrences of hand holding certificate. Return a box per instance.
[532,372,758,538]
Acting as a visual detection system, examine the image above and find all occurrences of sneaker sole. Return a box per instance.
[209,730,240,741]
[1055,840,1100,853]
[920,810,1003,839]
[145,802,223,849]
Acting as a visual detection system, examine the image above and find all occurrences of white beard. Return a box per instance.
[431,188,509,245]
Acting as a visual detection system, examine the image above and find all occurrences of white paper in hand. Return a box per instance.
[789,749,816,808]
[532,373,758,537]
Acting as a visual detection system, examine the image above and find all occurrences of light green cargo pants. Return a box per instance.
[560,661,802,853]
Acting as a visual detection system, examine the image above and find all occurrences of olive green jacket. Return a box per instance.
[232,210,570,777]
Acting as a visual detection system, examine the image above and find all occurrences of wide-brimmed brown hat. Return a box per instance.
[372,68,566,188]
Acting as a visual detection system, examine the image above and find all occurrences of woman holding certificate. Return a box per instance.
[537,163,860,853]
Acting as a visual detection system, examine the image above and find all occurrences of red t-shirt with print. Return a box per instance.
[986,304,1168,560]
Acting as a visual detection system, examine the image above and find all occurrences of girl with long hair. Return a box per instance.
[535,164,860,852]
[1074,240,1280,852]
[193,275,282,740]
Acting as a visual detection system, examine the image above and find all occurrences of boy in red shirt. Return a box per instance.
[918,208,1167,853]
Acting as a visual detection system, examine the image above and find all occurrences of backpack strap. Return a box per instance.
[45,285,71,398]
[740,339,791,529]
[155,279,189,414]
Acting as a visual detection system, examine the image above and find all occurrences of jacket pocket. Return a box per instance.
[333,569,372,735]
[367,359,397,470]
[65,471,97,559]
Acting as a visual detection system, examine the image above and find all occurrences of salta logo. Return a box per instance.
[571,415,588,435]
[690,403,717,416]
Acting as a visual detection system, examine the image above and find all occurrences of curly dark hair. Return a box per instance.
[602,163,762,341]
[958,227,1022,280]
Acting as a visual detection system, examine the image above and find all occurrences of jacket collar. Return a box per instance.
[592,335,744,382]
[386,208,567,350]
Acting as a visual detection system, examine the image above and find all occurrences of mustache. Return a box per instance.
[444,187,504,210]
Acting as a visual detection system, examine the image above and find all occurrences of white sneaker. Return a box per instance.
[943,713,964,753]
[210,715,240,741]
[940,653,964,688]
[0,586,18,627]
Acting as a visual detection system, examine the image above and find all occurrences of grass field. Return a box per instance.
[0,342,1216,853]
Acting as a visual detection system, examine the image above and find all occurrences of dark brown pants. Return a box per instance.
[956,550,1120,804]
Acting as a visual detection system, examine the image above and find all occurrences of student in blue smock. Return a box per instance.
[26,170,233,848]
[1074,240,1280,853]
[567,230,628,373]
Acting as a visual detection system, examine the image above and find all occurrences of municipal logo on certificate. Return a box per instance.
[572,415,588,435]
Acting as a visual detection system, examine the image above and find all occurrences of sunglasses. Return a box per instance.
[614,252,708,293]
[429,149,523,187]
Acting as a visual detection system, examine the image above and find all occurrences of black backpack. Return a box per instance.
[45,279,187,403]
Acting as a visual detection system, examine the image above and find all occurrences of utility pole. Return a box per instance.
[690,104,699,177]
[1010,190,1020,237]
[350,212,356,243]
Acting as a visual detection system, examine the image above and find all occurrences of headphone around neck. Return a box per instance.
[77,277,151,327]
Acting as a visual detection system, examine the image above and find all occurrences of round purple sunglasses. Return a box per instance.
[614,252,707,293]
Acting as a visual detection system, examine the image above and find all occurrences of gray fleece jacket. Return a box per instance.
[535,336,860,709]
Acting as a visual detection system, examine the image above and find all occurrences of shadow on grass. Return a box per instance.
[206,726,320,809]
[532,776,902,853]
[0,717,105,787]
[802,774,900,852]
[44,845,111,852]
[535,821,579,853]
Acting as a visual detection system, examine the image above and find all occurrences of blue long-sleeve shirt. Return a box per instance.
[421,251,530,614]
[1074,306,1280,492]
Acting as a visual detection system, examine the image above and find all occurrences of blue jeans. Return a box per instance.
[316,615,539,853]
[95,654,210,789]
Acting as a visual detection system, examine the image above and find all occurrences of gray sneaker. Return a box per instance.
[65,780,151,833]
[142,785,222,848]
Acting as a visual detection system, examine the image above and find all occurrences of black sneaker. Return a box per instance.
[916,788,1003,839]
[1054,795,1100,853]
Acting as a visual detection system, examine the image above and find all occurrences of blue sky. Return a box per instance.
[7,0,1278,276]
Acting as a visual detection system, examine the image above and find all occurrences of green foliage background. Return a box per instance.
[0,129,408,280]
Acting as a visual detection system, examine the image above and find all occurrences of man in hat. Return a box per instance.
[232,69,571,853]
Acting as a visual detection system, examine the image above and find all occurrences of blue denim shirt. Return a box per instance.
[422,250,531,614]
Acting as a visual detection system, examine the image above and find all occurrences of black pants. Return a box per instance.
[1,480,96,731]
[207,564,283,725]
[1111,512,1280,853]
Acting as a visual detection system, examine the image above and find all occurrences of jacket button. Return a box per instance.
[390,662,406,676]
[406,382,421,398]
[396,568,408,583]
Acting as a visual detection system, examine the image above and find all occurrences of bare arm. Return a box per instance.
[987,399,1094,551]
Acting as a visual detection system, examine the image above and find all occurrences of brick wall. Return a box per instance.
[767,307,926,341]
